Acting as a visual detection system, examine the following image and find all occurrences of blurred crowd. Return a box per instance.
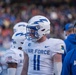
[0,1,76,49]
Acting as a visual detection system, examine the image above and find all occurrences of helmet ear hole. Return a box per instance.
[18,47,22,50]
[41,29,45,31]
[21,42,23,44]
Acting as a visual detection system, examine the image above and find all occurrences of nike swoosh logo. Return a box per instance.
[45,46,49,48]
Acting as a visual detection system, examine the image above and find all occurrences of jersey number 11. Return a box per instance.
[33,55,40,70]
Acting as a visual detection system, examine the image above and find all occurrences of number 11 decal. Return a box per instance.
[33,55,40,70]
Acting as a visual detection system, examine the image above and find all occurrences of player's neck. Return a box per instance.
[37,36,47,43]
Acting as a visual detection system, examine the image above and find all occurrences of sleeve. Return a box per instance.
[61,58,70,75]
[54,40,66,54]
[51,39,66,56]
[4,51,19,64]
[61,53,71,75]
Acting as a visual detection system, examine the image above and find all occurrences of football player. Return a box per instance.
[22,15,66,75]
[2,31,29,75]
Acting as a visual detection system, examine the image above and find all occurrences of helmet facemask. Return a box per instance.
[26,25,40,42]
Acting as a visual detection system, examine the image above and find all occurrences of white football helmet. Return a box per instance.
[26,15,50,41]
[11,30,26,49]
[13,22,27,33]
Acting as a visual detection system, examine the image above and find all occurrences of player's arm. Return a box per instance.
[53,53,62,75]
[8,63,17,75]
[21,52,29,75]
[52,39,66,75]
[5,52,18,75]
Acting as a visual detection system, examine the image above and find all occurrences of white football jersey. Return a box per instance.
[22,38,65,75]
[3,48,24,75]
[0,51,8,75]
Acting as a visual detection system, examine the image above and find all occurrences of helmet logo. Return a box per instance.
[33,19,48,24]
[15,33,25,36]
[18,25,26,27]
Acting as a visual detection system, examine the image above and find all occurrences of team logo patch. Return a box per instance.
[6,56,12,62]
[61,45,65,50]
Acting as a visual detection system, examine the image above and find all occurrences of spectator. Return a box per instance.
[61,24,76,75]
[62,23,76,62]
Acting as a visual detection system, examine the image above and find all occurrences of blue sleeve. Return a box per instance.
[64,39,73,52]
[61,57,70,75]
[62,52,66,63]
[61,50,73,75]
